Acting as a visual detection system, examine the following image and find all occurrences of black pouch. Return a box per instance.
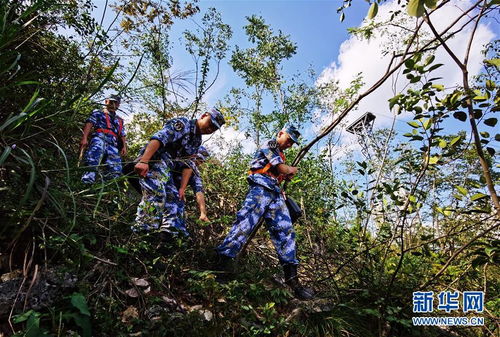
[285,196,302,223]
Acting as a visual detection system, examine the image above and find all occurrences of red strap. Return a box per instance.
[96,128,118,137]
[97,110,122,138]
[248,152,287,183]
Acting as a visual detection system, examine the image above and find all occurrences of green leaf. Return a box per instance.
[484,58,500,69]
[485,80,495,90]
[25,313,43,337]
[367,2,378,19]
[424,54,435,66]
[71,293,91,316]
[484,118,497,127]
[424,0,438,9]
[18,149,36,207]
[472,256,488,269]
[428,156,439,165]
[471,193,488,201]
[16,81,40,86]
[340,12,345,22]
[438,139,447,148]
[443,208,452,217]
[431,84,444,91]
[0,89,43,132]
[473,94,488,101]
[0,146,12,166]
[450,136,461,146]
[485,247,496,256]
[427,63,443,72]
[453,111,467,122]
[407,121,420,128]
[495,134,500,142]
[456,186,468,196]
[0,52,20,76]
[407,0,425,17]
[405,58,415,69]
[357,161,368,169]
[486,147,495,156]
[13,310,35,323]
[363,308,380,317]
[114,246,129,254]
[71,313,92,337]
[487,0,500,7]
[422,118,432,130]
[450,92,462,105]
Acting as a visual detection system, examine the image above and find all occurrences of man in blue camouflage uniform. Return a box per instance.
[80,95,127,183]
[133,109,224,240]
[216,124,314,300]
[172,146,211,223]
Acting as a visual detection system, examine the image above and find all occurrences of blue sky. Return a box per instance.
[90,0,498,157]
[92,0,367,110]
[183,0,367,81]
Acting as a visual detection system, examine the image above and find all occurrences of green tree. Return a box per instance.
[229,15,298,144]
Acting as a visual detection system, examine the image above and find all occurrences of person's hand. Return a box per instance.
[199,213,209,222]
[287,166,298,178]
[120,145,127,156]
[134,162,149,177]
[80,137,88,150]
[178,187,186,201]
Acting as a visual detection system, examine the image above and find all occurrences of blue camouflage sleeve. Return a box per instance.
[151,118,189,146]
[85,110,100,126]
[262,140,284,167]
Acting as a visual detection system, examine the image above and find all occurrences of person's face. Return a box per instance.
[105,99,120,112]
[197,113,218,134]
[277,131,295,150]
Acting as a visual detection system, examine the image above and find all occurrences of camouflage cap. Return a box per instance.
[209,108,225,130]
[106,94,122,103]
[283,123,301,145]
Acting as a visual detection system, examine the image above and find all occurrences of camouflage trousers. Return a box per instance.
[81,134,122,183]
[216,183,298,265]
[133,161,188,236]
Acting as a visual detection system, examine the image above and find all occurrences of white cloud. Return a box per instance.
[317,0,496,135]
[202,125,256,160]
[202,72,228,107]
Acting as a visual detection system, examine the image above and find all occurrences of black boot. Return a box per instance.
[156,231,177,255]
[283,264,314,300]
[213,253,234,273]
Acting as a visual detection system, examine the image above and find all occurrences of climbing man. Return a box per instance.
[173,145,211,223]
[215,124,314,300]
[133,109,224,242]
[80,94,127,184]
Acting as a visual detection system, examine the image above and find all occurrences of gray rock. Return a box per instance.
[0,268,77,317]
